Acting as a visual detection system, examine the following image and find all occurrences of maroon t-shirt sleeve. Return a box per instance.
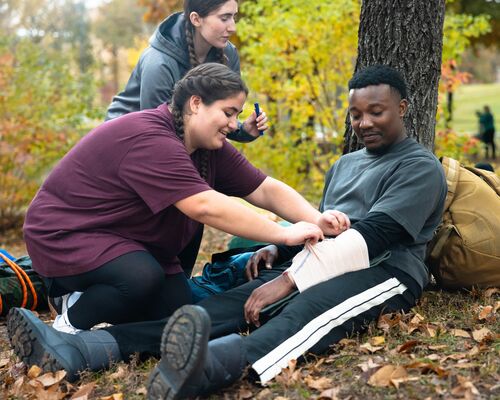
[214,141,267,196]
[118,133,211,214]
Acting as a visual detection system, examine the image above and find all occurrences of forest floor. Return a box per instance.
[1,226,499,400]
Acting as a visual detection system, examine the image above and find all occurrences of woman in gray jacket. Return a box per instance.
[106,0,267,142]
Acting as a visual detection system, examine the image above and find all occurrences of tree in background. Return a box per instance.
[93,0,148,97]
[236,0,359,201]
[138,0,182,23]
[344,0,446,153]
[440,8,490,126]
[0,0,94,73]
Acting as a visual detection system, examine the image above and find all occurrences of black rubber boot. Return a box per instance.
[7,307,121,381]
[147,305,246,400]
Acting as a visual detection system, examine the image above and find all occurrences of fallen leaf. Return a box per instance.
[100,394,123,400]
[369,336,385,346]
[422,324,439,337]
[451,375,481,397]
[406,362,448,377]
[427,344,448,351]
[493,301,500,314]
[441,352,467,362]
[450,329,471,338]
[426,354,440,361]
[35,371,67,387]
[397,340,420,353]
[318,387,341,400]
[338,338,357,348]
[472,327,493,343]
[357,358,381,372]
[359,343,384,354]
[478,305,494,321]
[410,313,425,325]
[71,382,96,400]
[27,365,42,379]
[468,346,480,356]
[0,358,10,368]
[135,387,147,395]
[407,313,425,334]
[377,313,401,332]
[368,365,407,387]
[274,397,289,400]
[391,376,420,389]
[304,375,333,391]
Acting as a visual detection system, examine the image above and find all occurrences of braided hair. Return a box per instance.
[184,0,234,67]
[171,63,248,180]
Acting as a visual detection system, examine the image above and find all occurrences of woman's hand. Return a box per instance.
[318,210,350,236]
[242,109,269,137]
[244,273,296,327]
[245,245,279,281]
[282,221,324,246]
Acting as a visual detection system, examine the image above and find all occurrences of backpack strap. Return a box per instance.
[464,166,500,196]
[441,156,460,211]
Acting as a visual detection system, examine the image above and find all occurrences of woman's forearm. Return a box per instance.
[245,177,321,225]
[175,190,291,244]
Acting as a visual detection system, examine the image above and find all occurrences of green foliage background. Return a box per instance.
[0,0,495,230]
[236,0,359,203]
[0,36,98,230]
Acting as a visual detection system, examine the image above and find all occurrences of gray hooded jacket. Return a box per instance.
[105,12,255,142]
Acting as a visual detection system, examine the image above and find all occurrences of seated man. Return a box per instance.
[7,65,447,399]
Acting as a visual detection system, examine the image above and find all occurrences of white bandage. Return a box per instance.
[286,229,370,292]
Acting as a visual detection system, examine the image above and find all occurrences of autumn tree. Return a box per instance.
[0,0,94,73]
[343,0,446,153]
[93,0,148,95]
[0,37,97,231]
[236,0,359,200]
[138,0,183,23]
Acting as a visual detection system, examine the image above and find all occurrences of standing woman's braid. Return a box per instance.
[171,63,248,181]
[184,0,233,68]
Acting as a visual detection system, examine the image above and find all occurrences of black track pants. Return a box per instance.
[104,262,419,377]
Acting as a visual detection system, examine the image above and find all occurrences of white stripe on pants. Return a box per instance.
[252,277,407,383]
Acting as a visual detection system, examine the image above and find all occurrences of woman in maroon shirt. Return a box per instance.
[24,63,347,333]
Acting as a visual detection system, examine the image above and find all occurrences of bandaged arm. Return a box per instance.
[286,212,412,292]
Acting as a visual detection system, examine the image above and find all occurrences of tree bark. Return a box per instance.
[344,0,445,153]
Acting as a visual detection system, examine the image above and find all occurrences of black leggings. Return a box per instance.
[48,251,193,330]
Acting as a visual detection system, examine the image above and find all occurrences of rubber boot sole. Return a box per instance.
[147,305,211,400]
[7,308,78,380]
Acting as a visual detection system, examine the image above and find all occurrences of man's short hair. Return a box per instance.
[348,65,408,100]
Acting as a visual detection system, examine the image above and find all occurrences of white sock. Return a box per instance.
[52,310,82,334]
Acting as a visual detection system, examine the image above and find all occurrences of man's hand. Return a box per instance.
[244,273,296,327]
[245,245,279,281]
[242,109,269,137]
[318,210,350,236]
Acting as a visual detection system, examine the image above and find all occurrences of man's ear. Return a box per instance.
[188,95,202,114]
[399,99,409,118]
[189,11,202,27]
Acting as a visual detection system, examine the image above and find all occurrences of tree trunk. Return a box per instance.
[343,0,445,153]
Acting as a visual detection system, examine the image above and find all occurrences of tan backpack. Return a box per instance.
[427,157,500,289]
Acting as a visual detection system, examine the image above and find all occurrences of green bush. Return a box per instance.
[0,36,97,231]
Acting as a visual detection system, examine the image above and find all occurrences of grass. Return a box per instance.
[448,83,500,134]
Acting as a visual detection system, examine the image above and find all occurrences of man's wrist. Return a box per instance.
[281,270,296,290]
